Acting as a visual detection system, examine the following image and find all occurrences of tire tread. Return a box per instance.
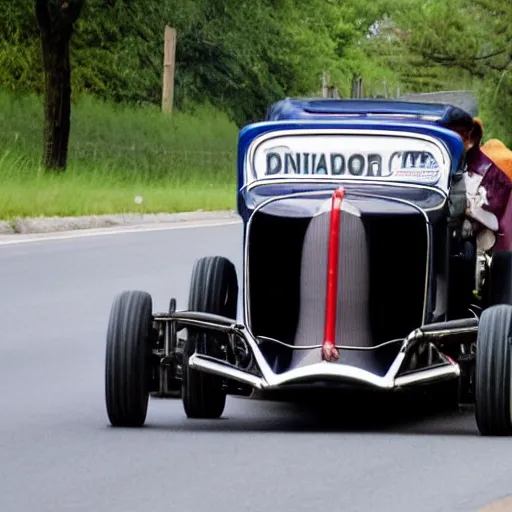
[475,304,512,436]
[105,290,152,427]
[182,256,238,419]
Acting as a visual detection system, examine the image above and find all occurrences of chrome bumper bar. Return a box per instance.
[188,353,460,390]
[154,311,476,391]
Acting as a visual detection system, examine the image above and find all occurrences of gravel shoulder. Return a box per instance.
[0,210,239,235]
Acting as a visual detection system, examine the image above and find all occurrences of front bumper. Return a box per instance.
[162,311,477,391]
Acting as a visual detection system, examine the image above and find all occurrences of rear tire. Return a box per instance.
[105,290,153,427]
[182,256,238,419]
[475,304,512,436]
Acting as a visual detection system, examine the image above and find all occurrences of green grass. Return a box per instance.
[0,90,239,219]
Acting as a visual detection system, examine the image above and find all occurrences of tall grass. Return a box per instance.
[0,90,239,218]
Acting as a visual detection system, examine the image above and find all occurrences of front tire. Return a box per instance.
[105,290,153,427]
[475,304,512,436]
[182,256,238,419]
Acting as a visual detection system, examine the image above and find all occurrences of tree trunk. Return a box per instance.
[41,32,72,171]
[36,0,84,173]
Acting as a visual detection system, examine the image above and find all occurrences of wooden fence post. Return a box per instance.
[322,72,330,98]
[351,77,363,98]
[162,26,177,113]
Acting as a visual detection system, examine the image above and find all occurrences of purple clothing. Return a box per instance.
[466,148,512,251]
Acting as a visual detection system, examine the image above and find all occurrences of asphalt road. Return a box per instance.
[1,222,511,512]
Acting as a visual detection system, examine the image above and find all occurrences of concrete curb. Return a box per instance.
[0,210,239,235]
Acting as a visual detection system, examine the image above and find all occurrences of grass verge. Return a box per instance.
[0,90,238,219]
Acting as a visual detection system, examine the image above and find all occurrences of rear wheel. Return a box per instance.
[105,290,153,427]
[475,304,512,436]
[182,256,238,419]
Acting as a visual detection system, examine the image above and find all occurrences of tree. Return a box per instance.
[387,0,512,77]
[381,0,512,141]
[35,0,85,172]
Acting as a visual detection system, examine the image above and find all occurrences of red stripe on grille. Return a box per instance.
[322,187,344,362]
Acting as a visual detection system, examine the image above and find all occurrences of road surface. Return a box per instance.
[0,221,511,512]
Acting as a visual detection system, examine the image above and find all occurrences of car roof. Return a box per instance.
[265,97,466,124]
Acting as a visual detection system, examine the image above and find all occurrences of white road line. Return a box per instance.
[0,220,241,247]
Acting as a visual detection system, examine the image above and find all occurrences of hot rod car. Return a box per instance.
[104,96,512,436]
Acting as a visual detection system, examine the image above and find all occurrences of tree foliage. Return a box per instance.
[1,0,393,126]
[1,0,512,135]
[385,0,512,140]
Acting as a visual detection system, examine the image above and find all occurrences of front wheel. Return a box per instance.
[182,256,238,419]
[475,304,512,436]
[105,290,154,427]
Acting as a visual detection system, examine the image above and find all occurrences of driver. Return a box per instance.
[439,109,512,253]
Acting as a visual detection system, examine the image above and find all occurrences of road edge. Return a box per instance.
[0,210,239,235]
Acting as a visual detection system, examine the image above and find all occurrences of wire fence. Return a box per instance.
[0,129,237,178]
